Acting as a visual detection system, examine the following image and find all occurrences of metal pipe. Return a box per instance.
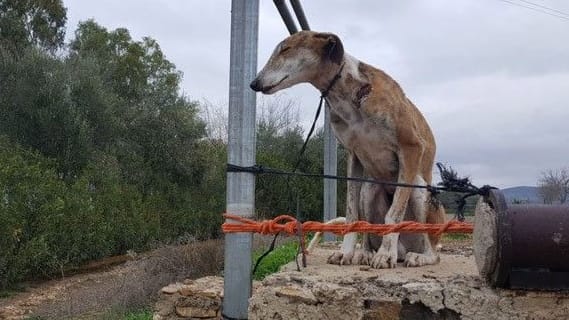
[323,103,338,241]
[289,0,310,30]
[475,189,569,290]
[273,0,298,34]
[223,0,259,318]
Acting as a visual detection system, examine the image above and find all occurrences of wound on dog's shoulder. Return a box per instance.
[355,84,372,108]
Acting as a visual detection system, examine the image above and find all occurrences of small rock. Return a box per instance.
[161,283,184,294]
[179,288,220,299]
[360,266,371,271]
[275,286,318,305]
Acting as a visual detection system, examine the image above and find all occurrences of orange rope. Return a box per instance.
[222,213,473,236]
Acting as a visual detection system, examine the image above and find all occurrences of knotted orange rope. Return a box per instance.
[222,213,473,236]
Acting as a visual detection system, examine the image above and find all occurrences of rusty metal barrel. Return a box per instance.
[474,189,569,290]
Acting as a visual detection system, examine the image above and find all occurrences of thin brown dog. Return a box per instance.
[251,31,445,268]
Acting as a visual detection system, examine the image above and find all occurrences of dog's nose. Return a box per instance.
[250,78,262,92]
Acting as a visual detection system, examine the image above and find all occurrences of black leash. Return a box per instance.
[251,230,280,276]
[291,62,345,171]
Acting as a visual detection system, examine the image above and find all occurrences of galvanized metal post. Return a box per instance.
[223,1,259,318]
[323,102,338,241]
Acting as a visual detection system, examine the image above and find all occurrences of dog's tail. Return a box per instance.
[306,217,347,253]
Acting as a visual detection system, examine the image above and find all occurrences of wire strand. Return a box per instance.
[516,0,569,18]
[499,0,569,21]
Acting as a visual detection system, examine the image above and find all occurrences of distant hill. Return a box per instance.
[501,186,541,204]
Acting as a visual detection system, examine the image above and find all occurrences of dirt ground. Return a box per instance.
[0,240,226,320]
[0,234,472,320]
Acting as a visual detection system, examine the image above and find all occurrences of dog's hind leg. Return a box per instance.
[402,177,442,267]
[328,153,364,265]
[352,182,388,265]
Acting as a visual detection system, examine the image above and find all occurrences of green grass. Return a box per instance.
[442,233,472,241]
[121,310,152,320]
[22,309,153,320]
[252,241,298,280]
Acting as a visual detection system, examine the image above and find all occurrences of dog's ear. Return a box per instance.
[315,33,344,65]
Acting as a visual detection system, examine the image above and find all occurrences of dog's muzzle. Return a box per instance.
[250,76,288,94]
[250,78,262,92]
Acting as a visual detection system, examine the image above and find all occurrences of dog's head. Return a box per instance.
[250,31,344,94]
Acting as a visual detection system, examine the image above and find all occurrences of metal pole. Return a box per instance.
[273,0,298,34]
[223,1,259,318]
[289,0,310,30]
[323,102,338,241]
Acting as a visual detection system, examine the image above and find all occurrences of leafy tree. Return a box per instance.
[0,0,67,52]
[68,20,207,190]
[69,20,181,105]
[0,49,97,179]
[538,168,569,204]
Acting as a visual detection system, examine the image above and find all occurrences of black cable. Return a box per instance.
[228,163,496,198]
[251,232,280,275]
[499,0,569,21]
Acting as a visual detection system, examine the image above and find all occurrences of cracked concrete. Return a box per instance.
[248,247,569,319]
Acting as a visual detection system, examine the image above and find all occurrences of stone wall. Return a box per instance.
[155,248,569,319]
[153,276,224,320]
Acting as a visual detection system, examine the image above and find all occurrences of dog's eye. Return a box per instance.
[280,46,291,53]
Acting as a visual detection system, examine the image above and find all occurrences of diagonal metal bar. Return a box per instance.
[273,0,298,34]
[290,0,310,30]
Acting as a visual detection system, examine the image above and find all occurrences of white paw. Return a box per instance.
[352,249,375,266]
[404,252,440,267]
[327,251,354,265]
[371,247,398,269]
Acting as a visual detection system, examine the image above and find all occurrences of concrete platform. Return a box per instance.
[248,246,569,320]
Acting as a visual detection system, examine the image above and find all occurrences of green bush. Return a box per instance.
[0,136,66,286]
[0,137,114,285]
[0,134,229,289]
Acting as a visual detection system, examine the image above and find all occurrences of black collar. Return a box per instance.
[320,62,345,98]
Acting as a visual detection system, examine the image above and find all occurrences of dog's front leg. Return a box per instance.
[328,152,363,265]
[371,144,422,269]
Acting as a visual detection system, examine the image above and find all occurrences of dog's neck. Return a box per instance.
[310,54,364,101]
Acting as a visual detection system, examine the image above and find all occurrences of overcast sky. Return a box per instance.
[64,0,569,188]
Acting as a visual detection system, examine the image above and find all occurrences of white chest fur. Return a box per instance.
[327,99,399,180]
